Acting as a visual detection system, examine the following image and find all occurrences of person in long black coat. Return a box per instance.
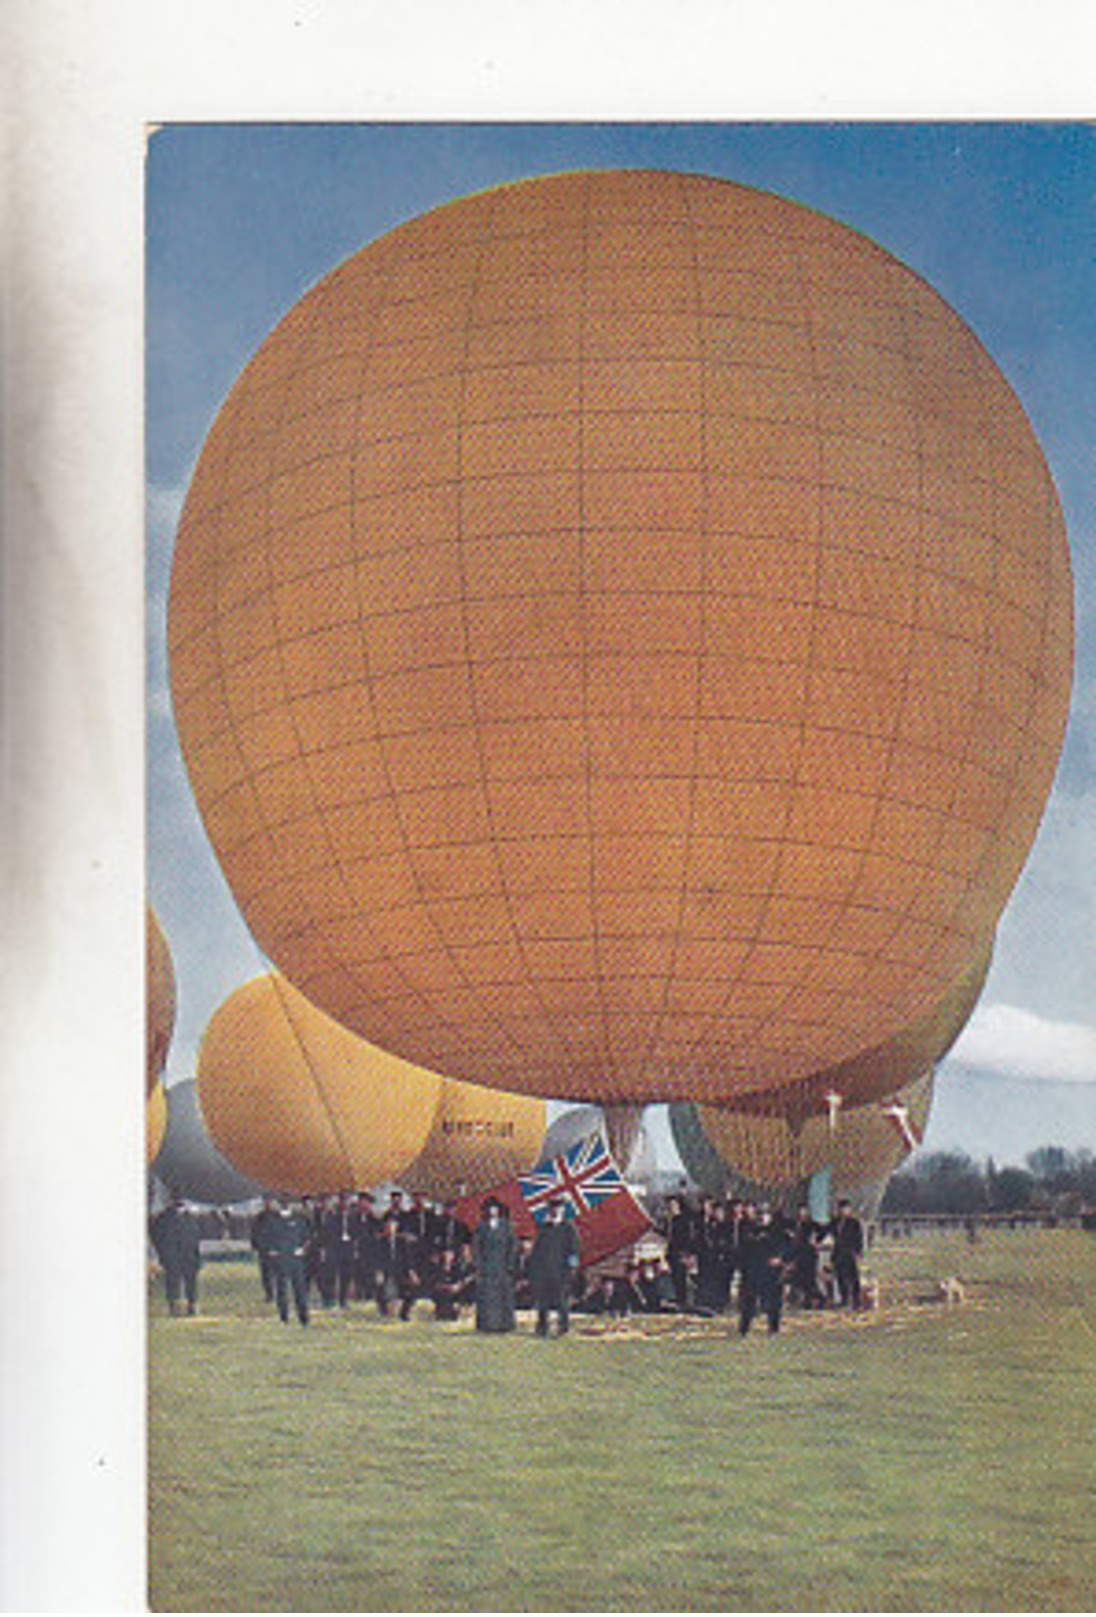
[150,1196,202,1315]
[471,1200,518,1333]
[529,1200,581,1337]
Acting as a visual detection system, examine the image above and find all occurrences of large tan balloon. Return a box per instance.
[146,908,177,1095]
[197,975,443,1193]
[147,1082,168,1167]
[671,943,989,1198]
[405,1076,546,1202]
[169,169,1073,1108]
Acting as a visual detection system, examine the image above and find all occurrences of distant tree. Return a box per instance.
[988,1166,1035,1212]
[1024,1146,1096,1201]
[882,1151,986,1215]
[883,1145,1096,1217]
[881,1169,921,1214]
[1025,1145,1070,1184]
[918,1152,987,1215]
[1074,1150,1096,1202]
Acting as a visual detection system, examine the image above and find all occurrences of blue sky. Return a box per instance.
[147,121,1096,1168]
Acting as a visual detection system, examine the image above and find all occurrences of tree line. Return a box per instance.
[882,1146,1096,1217]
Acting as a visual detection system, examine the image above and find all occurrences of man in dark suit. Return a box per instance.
[427,1245,471,1321]
[373,1214,421,1320]
[350,1193,378,1304]
[149,1196,202,1316]
[738,1208,791,1336]
[663,1193,696,1312]
[319,1192,357,1308]
[830,1199,865,1308]
[249,1195,279,1303]
[695,1198,734,1314]
[529,1198,581,1337]
[262,1197,310,1327]
[299,1195,322,1299]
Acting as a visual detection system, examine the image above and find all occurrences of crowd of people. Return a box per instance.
[643,1192,866,1335]
[149,1185,866,1339]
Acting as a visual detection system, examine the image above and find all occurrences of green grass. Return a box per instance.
[149,1228,1096,1611]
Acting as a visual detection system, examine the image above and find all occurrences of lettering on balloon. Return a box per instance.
[441,1119,516,1139]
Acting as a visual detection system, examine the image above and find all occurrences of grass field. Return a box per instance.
[149,1226,1096,1612]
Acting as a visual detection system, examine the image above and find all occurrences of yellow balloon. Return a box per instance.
[146,907,176,1095]
[147,1081,168,1167]
[406,1076,546,1202]
[197,975,443,1193]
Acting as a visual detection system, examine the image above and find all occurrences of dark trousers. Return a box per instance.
[535,1285,572,1336]
[164,1262,198,1312]
[695,1259,731,1314]
[668,1254,690,1312]
[376,1274,417,1319]
[257,1252,276,1302]
[834,1253,861,1308]
[274,1256,309,1325]
[320,1248,356,1306]
[738,1274,782,1336]
[792,1255,822,1308]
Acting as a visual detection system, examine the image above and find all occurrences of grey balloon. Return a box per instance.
[540,1105,655,1182]
[153,1078,266,1205]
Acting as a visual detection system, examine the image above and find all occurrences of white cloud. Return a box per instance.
[147,479,186,535]
[946,1003,1096,1085]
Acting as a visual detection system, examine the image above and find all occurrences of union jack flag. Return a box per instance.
[518,1132,629,1225]
[454,1128,652,1266]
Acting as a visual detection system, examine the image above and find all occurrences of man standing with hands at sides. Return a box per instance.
[529,1198,581,1337]
[150,1194,202,1317]
[249,1194,280,1303]
[264,1197,310,1328]
[831,1198,865,1309]
[664,1193,696,1313]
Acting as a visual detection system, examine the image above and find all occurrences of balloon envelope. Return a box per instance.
[197,975,444,1194]
[671,944,990,1208]
[147,1082,168,1166]
[541,1104,654,1181]
[146,907,176,1094]
[671,1069,935,1217]
[170,169,1072,1110]
[153,1078,266,1205]
[404,1075,546,1202]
